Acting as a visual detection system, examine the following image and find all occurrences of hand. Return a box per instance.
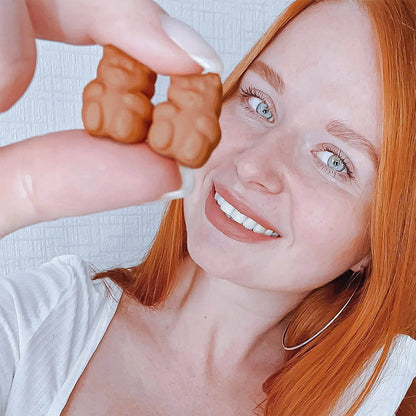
[0,0,223,238]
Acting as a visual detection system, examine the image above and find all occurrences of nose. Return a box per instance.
[234,138,286,194]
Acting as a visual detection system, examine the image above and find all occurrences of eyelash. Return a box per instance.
[314,144,355,183]
[238,85,275,122]
[238,84,356,183]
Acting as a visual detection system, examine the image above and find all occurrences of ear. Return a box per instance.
[350,254,371,273]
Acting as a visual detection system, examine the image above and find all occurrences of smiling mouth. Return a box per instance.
[204,183,281,244]
[214,191,280,237]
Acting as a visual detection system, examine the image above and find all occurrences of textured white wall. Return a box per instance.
[0,0,292,274]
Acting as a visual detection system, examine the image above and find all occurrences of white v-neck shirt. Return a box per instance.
[0,255,415,416]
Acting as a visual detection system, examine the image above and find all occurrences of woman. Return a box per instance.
[1,0,415,415]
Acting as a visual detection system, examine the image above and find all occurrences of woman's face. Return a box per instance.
[184,0,382,292]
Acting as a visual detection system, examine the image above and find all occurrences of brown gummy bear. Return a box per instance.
[147,73,223,169]
[81,46,223,168]
[82,45,157,143]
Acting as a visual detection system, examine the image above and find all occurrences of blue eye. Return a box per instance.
[239,85,275,122]
[248,97,273,120]
[317,151,347,173]
[313,145,355,183]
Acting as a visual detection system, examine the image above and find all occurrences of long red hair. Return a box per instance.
[93,0,416,414]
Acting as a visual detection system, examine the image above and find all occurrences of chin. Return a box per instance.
[187,236,238,277]
[185,236,266,289]
[184,182,266,287]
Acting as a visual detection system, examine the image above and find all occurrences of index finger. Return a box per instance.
[26,0,223,75]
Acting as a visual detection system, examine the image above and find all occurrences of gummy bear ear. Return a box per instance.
[159,165,195,201]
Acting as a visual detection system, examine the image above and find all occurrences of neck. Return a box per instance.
[151,255,309,376]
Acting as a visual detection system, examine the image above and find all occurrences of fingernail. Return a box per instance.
[161,15,224,75]
[159,165,195,201]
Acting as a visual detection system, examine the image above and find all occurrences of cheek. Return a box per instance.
[295,194,371,267]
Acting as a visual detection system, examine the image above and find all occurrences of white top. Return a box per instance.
[0,254,415,416]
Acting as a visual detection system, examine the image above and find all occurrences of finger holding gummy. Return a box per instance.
[1,0,223,112]
[27,0,223,75]
[0,0,224,238]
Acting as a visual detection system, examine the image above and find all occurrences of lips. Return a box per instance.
[204,182,281,243]
[214,183,280,235]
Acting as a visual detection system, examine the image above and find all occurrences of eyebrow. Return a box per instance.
[326,120,379,169]
[247,60,285,95]
[247,61,379,169]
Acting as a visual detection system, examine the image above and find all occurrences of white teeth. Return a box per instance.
[230,209,247,224]
[242,218,257,230]
[214,191,279,237]
[253,224,266,234]
[219,199,234,215]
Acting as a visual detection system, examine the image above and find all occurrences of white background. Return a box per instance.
[0,0,292,275]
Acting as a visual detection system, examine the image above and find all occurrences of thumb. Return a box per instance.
[28,0,223,75]
[91,0,224,75]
